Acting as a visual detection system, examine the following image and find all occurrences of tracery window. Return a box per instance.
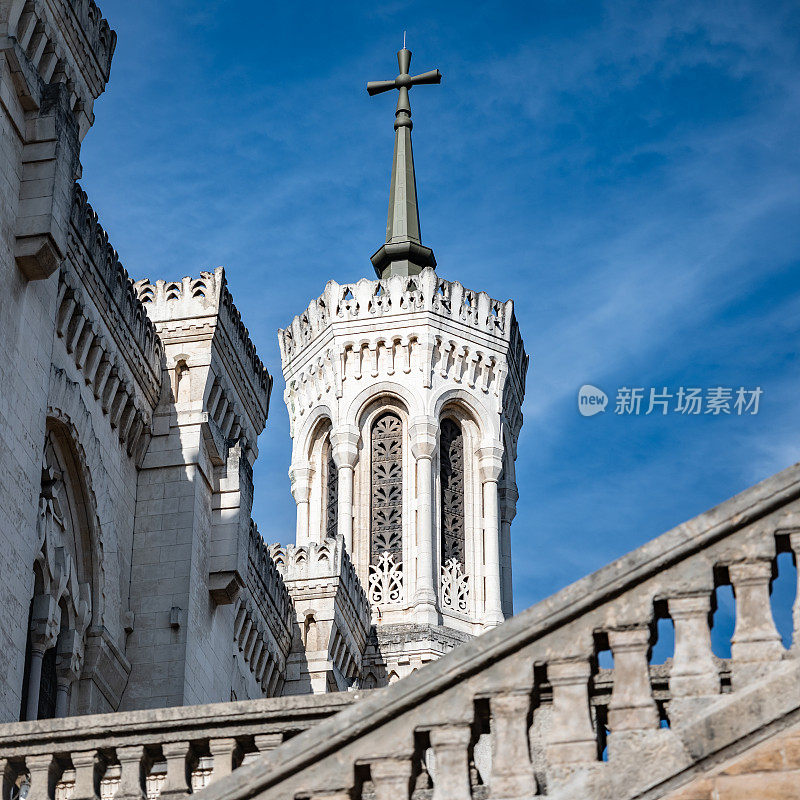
[325,438,338,539]
[440,418,469,612]
[368,412,403,605]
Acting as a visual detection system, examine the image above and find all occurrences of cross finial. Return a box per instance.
[367,45,441,131]
[366,44,442,279]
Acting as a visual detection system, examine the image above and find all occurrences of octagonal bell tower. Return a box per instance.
[278,45,528,684]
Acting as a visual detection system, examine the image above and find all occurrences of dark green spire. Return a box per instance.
[367,46,441,278]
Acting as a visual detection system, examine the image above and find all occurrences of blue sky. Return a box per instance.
[83,1,800,641]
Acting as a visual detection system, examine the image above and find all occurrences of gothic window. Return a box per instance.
[37,647,58,720]
[325,438,338,539]
[370,413,403,562]
[440,418,469,612]
[368,412,403,605]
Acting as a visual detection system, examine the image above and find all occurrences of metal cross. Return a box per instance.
[367,44,441,130]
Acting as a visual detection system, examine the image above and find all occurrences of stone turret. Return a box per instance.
[277,44,528,686]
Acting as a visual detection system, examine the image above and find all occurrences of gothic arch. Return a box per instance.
[294,403,336,461]
[46,368,110,629]
[347,381,423,429]
[436,401,484,620]
[431,388,499,442]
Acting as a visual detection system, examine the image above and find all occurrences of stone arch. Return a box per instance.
[45,368,110,629]
[346,380,423,429]
[431,388,499,443]
[436,398,488,620]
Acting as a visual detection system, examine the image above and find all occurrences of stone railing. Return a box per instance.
[198,462,800,800]
[0,694,361,800]
[278,268,522,365]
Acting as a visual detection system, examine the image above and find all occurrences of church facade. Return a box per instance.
[0,0,525,724]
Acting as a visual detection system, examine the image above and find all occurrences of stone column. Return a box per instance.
[290,466,313,546]
[478,445,504,627]
[26,594,60,721]
[607,627,658,731]
[668,593,719,697]
[429,724,472,800]
[55,629,83,718]
[729,559,783,687]
[370,756,413,800]
[410,416,438,621]
[115,745,146,800]
[489,692,536,798]
[546,658,597,764]
[160,741,192,798]
[331,425,360,554]
[499,480,518,618]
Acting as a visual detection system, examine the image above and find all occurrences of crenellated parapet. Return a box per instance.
[2,0,115,102]
[134,266,272,451]
[271,535,372,694]
[67,186,163,398]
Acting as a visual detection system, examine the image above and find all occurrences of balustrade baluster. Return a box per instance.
[729,559,783,687]
[160,742,192,798]
[114,745,146,800]
[428,723,472,800]
[25,754,54,800]
[607,627,659,731]
[668,594,719,697]
[369,756,413,800]
[489,692,536,798]
[241,733,284,765]
[546,658,597,764]
[71,750,100,800]
[208,737,237,783]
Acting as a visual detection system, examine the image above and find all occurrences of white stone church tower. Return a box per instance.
[278,46,528,683]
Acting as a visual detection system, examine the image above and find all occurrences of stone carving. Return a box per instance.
[440,419,465,568]
[440,558,469,613]
[367,552,404,606]
[54,270,154,463]
[187,461,800,800]
[370,413,403,563]
[325,441,338,539]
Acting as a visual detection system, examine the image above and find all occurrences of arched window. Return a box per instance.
[324,437,338,539]
[440,418,469,612]
[368,412,403,605]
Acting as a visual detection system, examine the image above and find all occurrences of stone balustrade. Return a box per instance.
[195,462,800,800]
[0,694,361,800]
